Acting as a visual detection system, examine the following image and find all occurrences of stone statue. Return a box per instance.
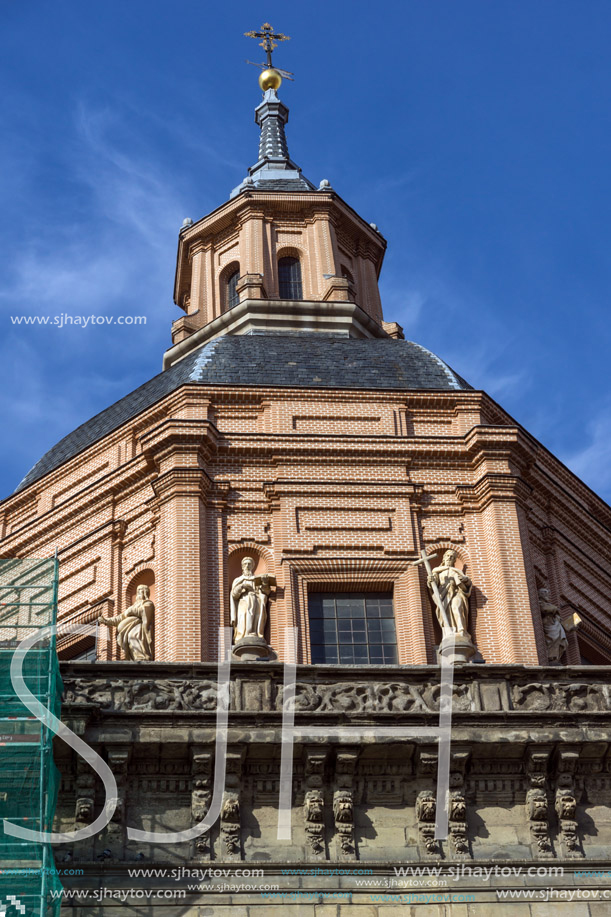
[230,556,272,643]
[539,587,568,663]
[427,549,472,637]
[99,584,154,661]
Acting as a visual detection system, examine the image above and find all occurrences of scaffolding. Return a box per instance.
[0,558,63,916]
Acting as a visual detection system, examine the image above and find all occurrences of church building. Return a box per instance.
[1,24,611,916]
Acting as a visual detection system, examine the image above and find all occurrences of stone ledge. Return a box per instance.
[162,300,388,369]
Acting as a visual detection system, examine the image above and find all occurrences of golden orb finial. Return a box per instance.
[259,68,282,91]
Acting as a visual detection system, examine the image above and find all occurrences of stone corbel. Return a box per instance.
[525,747,554,858]
[191,747,213,860]
[333,748,359,860]
[107,746,131,823]
[415,750,439,856]
[74,756,96,828]
[415,789,438,856]
[448,750,471,858]
[110,519,128,546]
[303,747,328,859]
[220,746,245,860]
[554,748,584,858]
[103,745,132,862]
[73,754,97,862]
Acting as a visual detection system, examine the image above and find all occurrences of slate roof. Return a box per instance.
[15,334,471,493]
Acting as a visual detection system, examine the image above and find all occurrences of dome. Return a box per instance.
[15,334,470,493]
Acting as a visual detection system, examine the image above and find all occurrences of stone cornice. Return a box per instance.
[463,425,537,473]
[456,473,533,512]
[163,299,388,370]
[0,460,156,555]
[151,466,212,504]
[139,418,219,466]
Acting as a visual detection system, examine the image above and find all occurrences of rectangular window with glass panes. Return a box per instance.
[308,592,397,664]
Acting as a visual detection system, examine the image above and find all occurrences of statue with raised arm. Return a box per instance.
[98,584,154,661]
[427,549,473,639]
[539,587,568,663]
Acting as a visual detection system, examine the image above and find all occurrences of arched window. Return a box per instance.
[226,268,240,311]
[278,256,303,300]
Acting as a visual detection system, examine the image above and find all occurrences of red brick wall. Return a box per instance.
[1,386,609,666]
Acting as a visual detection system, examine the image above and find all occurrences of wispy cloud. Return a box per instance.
[74,102,185,253]
[563,404,611,504]
[385,270,532,402]
[0,101,185,320]
[0,99,196,495]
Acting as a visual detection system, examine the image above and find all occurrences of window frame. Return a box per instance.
[308,591,398,665]
[278,256,303,300]
[225,267,240,311]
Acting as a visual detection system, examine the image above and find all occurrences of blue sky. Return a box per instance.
[1,1,610,503]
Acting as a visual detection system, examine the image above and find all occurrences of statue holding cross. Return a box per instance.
[411,548,477,663]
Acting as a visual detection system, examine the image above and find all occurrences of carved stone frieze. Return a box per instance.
[63,678,219,712]
[286,681,474,714]
[62,665,611,719]
[511,682,608,712]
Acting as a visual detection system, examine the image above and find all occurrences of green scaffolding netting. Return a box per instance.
[0,559,63,916]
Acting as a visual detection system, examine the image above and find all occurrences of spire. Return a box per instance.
[231,24,315,197]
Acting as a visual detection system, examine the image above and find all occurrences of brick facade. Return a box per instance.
[1,384,609,667]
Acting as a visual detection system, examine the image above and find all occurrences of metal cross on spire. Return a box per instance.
[245,23,295,84]
[245,22,290,67]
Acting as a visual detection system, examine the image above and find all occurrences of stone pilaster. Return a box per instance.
[141,420,218,661]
